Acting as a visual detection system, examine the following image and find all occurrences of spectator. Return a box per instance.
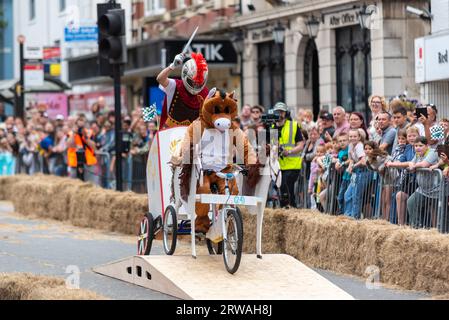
[419,104,445,149]
[368,95,388,142]
[320,112,335,141]
[386,126,419,225]
[273,102,304,208]
[391,102,409,151]
[349,112,369,141]
[344,128,369,219]
[250,105,264,126]
[332,106,350,138]
[0,137,15,176]
[66,114,98,183]
[407,136,440,228]
[40,122,55,174]
[302,125,324,184]
[308,143,326,210]
[376,111,397,154]
[240,104,252,129]
[335,132,350,214]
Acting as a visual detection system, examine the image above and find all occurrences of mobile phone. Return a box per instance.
[437,145,449,158]
[415,107,428,119]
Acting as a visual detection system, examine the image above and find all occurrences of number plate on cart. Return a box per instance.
[197,194,262,206]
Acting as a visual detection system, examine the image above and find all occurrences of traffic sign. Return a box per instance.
[64,26,98,42]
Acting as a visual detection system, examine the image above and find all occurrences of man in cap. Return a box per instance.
[273,102,305,208]
[320,111,336,141]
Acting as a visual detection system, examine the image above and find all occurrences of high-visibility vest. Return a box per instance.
[67,131,97,168]
[279,120,303,170]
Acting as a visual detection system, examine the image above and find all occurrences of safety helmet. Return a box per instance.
[273,102,289,113]
[182,52,209,95]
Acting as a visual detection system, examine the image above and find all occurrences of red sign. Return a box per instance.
[24,64,44,71]
[43,47,61,60]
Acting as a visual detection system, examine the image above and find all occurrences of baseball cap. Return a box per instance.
[56,114,65,121]
[273,102,288,113]
[320,112,334,121]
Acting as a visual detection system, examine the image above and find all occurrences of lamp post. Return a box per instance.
[16,35,25,120]
[272,22,285,45]
[232,30,245,105]
[306,15,320,39]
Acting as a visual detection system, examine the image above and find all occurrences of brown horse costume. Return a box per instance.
[173,88,261,233]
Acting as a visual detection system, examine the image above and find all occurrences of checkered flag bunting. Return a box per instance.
[142,104,157,123]
[430,125,445,141]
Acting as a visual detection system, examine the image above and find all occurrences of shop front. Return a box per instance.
[67,38,238,112]
[415,32,449,118]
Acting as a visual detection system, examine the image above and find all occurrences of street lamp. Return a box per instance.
[306,16,320,39]
[231,30,245,105]
[16,35,26,120]
[272,22,286,45]
[359,5,376,29]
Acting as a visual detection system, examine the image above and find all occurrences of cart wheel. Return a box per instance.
[223,208,243,274]
[163,206,178,256]
[206,239,223,255]
[137,213,154,256]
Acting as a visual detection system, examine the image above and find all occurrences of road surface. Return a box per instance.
[0,201,430,300]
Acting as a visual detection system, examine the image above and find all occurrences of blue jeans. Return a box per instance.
[337,179,350,214]
[344,168,371,219]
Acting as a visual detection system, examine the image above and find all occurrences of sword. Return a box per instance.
[182,26,199,55]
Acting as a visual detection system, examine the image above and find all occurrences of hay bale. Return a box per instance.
[2,175,147,235]
[241,208,287,254]
[0,273,105,300]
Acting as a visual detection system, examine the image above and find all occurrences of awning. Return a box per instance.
[0,77,71,104]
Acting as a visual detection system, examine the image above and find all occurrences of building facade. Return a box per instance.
[67,0,240,114]
[415,0,449,118]
[232,0,430,119]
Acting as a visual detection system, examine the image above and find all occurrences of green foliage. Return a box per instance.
[0,8,7,30]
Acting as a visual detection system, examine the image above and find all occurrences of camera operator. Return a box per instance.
[67,114,98,182]
[273,102,305,209]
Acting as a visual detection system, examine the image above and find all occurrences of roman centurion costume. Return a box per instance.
[159,52,209,129]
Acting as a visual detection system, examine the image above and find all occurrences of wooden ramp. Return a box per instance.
[93,255,354,300]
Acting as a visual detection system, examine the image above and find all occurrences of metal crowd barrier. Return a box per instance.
[321,164,448,232]
[85,151,148,194]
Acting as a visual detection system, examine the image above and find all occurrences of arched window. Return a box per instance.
[257,41,285,109]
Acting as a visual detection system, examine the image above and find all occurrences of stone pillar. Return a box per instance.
[316,25,337,111]
[242,42,258,106]
[371,0,430,100]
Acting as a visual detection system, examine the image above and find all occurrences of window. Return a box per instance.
[29,0,36,21]
[145,0,165,15]
[59,0,66,12]
[336,26,371,120]
[258,41,285,110]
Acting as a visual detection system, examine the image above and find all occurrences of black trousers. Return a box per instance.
[280,169,301,208]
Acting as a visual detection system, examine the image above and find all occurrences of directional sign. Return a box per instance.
[64,26,98,42]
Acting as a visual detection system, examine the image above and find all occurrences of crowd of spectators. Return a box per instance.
[2,93,449,229]
[0,99,158,185]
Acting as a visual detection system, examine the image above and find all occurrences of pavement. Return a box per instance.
[0,201,430,300]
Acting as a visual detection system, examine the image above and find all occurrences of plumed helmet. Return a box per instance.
[182,52,209,95]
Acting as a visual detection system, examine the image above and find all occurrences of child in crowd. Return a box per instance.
[385,126,418,225]
[335,132,350,214]
[308,143,326,210]
[316,141,339,211]
[364,140,388,219]
[407,136,440,228]
[0,137,15,176]
[344,129,370,219]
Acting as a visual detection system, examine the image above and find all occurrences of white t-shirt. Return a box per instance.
[159,78,177,114]
[201,129,230,172]
[348,142,365,163]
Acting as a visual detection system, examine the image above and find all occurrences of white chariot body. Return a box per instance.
[138,126,273,274]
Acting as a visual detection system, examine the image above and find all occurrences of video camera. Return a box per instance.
[261,110,280,128]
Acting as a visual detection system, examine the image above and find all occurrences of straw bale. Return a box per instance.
[0,273,105,300]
